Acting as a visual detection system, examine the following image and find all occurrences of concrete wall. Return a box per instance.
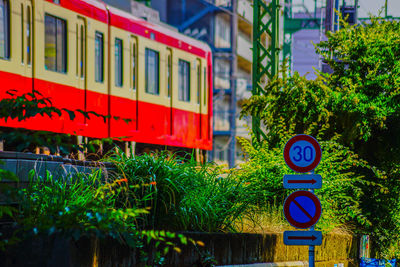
[0,151,112,183]
[179,232,358,267]
[1,232,359,267]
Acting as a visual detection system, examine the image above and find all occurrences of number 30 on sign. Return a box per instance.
[283,135,322,173]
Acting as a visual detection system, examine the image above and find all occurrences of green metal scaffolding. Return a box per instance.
[251,0,280,141]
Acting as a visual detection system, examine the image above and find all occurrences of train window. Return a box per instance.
[167,49,172,97]
[131,41,137,90]
[178,59,190,102]
[197,62,201,104]
[95,32,104,83]
[27,5,32,65]
[0,0,10,59]
[204,67,207,105]
[115,38,123,87]
[21,5,24,63]
[145,48,159,95]
[79,25,84,78]
[45,14,67,73]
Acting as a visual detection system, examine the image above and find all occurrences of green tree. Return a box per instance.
[241,17,400,257]
[316,17,400,168]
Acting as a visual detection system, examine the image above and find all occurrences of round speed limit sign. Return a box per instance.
[283,134,322,173]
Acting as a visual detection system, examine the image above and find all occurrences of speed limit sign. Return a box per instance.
[283,134,322,173]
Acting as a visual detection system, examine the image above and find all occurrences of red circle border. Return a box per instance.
[283,190,322,229]
[283,134,322,173]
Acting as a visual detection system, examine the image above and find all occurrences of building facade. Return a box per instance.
[151,0,254,167]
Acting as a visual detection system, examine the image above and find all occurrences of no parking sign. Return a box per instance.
[283,190,322,229]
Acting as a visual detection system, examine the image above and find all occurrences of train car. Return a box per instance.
[0,0,213,151]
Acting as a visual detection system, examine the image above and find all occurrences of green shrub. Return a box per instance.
[108,151,253,232]
[16,170,144,246]
[236,136,386,233]
[0,168,197,260]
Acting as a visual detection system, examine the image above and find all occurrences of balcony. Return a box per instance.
[238,0,253,24]
[238,0,253,37]
[214,110,231,132]
[215,0,231,7]
[237,32,252,63]
[236,78,252,100]
[214,76,231,90]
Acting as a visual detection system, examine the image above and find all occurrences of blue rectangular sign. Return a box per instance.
[283,174,322,189]
[284,231,322,246]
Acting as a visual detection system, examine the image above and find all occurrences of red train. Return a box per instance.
[0,0,213,151]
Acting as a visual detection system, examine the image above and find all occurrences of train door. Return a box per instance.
[167,48,173,135]
[130,35,138,131]
[21,0,33,91]
[76,17,87,117]
[196,59,202,139]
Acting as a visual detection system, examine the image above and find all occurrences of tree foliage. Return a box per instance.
[317,18,400,167]
[241,17,400,257]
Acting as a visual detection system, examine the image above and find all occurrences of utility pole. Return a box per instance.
[229,0,238,168]
[252,0,280,142]
[385,0,388,18]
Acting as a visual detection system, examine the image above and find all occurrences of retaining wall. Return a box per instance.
[1,232,359,267]
[0,151,112,183]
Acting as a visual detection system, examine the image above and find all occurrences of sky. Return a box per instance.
[292,0,400,18]
[358,0,400,18]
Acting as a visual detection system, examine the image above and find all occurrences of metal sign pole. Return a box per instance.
[309,234,315,267]
[309,173,315,267]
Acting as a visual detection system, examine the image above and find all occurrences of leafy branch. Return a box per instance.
[0,89,131,154]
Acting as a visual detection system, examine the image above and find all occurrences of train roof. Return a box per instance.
[107,5,212,58]
[53,0,211,58]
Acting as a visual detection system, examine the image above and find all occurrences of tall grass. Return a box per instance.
[107,151,254,232]
[234,202,287,233]
[19,170,144,241]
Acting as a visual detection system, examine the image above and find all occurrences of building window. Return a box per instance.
[45,14,67,73]
[214,59,230,89]
[0,0,10,59]
[95,32,104,83]
[145,48,159,95]
[115,38,123,87]
[218,149,226,162]
[178,59,190,102]
[215,15,230,48]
